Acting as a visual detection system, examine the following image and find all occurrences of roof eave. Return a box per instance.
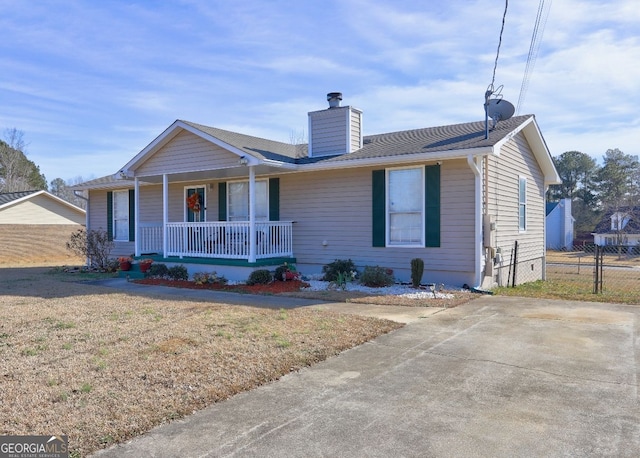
[298,147,495,171]
[497,116,561,185]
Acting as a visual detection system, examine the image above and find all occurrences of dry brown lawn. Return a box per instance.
[0,267,406,457]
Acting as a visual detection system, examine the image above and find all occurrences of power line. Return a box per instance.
[516,0,552,114]
[489,0,509,90]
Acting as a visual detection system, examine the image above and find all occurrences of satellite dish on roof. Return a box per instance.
[486,98,515,127]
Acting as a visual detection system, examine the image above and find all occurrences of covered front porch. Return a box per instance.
[137,220,294,261]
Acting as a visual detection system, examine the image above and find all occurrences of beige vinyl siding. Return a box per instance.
[280,159,477,284]
[350,109,362,151]
[489,132,546,284]
[0,195,85,225]
[136,131,240,177]
[309,108,349,157]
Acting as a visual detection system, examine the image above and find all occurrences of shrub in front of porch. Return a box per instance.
[167,265,189,281]
[193,271,228,286]
[247,269,273,285]
[148,263,169,278]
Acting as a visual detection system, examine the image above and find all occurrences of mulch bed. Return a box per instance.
[134,278,310,294]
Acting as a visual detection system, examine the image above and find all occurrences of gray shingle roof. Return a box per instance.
[185,115,532,165]
[181,120,303,162]
[302,115,532,164]
[0,190,38,206]
[77,114,540,189]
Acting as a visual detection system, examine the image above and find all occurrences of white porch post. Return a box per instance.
[134,177,140,256]
[162,174,168,257]
[248,166,256,263]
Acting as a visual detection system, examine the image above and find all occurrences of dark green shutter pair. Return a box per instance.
[217,178,280,221]
[106,190,135,242]
[372,165,440,247]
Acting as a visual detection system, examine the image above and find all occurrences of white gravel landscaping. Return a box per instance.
[302,280,458,299]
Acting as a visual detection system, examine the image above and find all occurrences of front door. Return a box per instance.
[186,187,205,222]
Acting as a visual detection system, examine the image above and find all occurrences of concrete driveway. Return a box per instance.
[94,295,640,457]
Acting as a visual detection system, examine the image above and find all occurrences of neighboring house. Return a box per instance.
[546,198,575,250]
[0,190,86,265]
[592,207,640,250]
[74,93,560,288]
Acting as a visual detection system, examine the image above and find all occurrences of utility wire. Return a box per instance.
[516,0,552,114]
[489,0,509,91]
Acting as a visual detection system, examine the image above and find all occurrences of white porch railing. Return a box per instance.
[139,221,293,260]
[139,223,163,254]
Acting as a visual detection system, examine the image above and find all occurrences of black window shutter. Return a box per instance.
[218,182,227,221]
[106,191,113,241]
[425,165,441,247]
[372,170,386,247]
[128,189,135,242]
[269,178,280,221]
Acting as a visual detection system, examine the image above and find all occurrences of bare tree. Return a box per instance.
[289,129,307,158]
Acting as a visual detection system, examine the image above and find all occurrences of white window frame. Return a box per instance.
[386,166,424,247]
[112,189,129,241]
[518,176,527,232]
[227,179,269,222]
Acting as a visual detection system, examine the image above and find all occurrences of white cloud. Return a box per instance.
[0,0,638,180]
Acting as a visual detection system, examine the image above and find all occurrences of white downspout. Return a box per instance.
[162,174,168,258]
[73,190,90,267]
[467,155,483,289]
[134,177,140,257]
[248,166,256,263]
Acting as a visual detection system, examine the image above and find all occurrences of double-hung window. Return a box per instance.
[228,180,268,221]
[518,176,527,231]
[372,165,440,248]
[113,190,130,241]
[388,167,424,246]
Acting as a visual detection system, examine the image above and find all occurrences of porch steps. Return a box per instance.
[117,262,146,280]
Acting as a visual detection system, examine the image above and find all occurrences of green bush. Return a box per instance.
[322,259,358,282]
[247,269,273,285]
[274,265,288,281]
[360,265,395,287]
[148,263,169,278]
[410,258,424,288]
[167,265,189,281]
[193,271,227,285]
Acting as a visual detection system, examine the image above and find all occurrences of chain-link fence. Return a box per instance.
[545,245,640,298]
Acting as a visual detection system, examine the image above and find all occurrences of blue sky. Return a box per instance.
[1,0,638,183]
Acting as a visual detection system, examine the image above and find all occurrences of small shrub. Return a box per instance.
[322,259,358,282]
[274,265,288,281]
[148,263,169,278]
[360,265,395,287]
[66,228,114,270]
[167,265,189,281]
[247,269,273,285]
[193,271,228,285]
[410,258,424,288]
[105,258,120,273]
